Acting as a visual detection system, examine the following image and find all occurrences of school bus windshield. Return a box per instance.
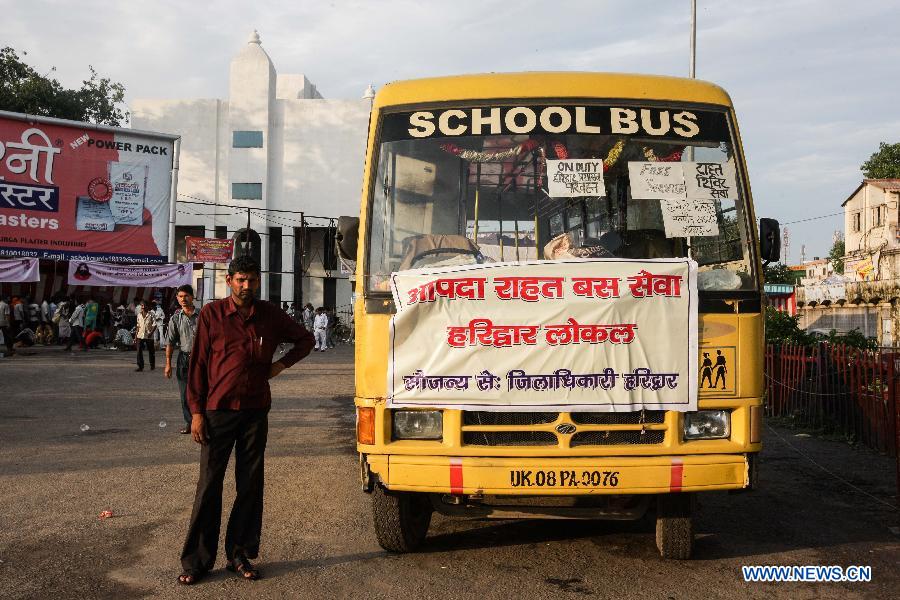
[366,103,755,294]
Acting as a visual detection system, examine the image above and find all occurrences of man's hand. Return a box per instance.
[269,361,286,380]
[164,363,172,379]
[191,414,208,445]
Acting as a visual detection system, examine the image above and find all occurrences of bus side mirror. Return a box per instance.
[759,218,781,265]
[336,216,360,260]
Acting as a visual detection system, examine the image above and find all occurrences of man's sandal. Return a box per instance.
[177,570,206,585]
[226,556,261,580]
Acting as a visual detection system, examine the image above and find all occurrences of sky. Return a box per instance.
[5,0,899,261]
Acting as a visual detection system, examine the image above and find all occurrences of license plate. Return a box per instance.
[509,469,620,488]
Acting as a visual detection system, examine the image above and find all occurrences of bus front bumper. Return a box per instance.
[366,454,749,495]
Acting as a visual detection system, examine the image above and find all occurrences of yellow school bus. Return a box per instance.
[337,73,779,559]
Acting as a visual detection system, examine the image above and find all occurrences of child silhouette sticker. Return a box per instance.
[699,346,735,395]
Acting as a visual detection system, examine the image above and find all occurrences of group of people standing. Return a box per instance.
[0,293,173,357]
[0,295,54,355]
[293,303,338,352]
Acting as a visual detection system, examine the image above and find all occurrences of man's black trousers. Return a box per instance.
[136,338,155,369]
[181,408,268,573]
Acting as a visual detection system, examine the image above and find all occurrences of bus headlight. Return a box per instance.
[683,410,730,440]
[392,410,443,440]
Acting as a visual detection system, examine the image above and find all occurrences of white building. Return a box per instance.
[131,31,370,310]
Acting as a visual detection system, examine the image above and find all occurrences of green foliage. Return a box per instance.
[823,328,878,350]
[763,262,797,284]
[828,239,845,274]
[765,307,877,349]
[861,142,900,179]
[765,306,815,345]
[0,47,127,126]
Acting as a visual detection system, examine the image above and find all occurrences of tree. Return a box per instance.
[763,262,796,284]
[828,239,845,274]
[861,142,900,179]
[0,47,127,126]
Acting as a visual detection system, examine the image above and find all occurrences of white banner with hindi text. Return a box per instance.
[67,261,192,288]
[388,258,698,412]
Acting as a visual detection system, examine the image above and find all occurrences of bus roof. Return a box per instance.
[374,72,733,110]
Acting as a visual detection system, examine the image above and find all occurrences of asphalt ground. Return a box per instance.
[0,344,898,599]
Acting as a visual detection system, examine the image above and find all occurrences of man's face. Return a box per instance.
[177,291,194,309]
[140,304,148,314]
[226,271,260,302]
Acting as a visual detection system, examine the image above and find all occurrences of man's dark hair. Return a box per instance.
[177,284,194,296]
[228,255,261,277]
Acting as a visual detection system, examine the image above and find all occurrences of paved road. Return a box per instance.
[1,345,898,599]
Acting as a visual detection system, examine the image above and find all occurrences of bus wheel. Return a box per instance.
[655,493,694,559]
[371,484,432,552]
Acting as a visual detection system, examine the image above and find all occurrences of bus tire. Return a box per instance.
[371,484,432,552]
[655,493,694,559]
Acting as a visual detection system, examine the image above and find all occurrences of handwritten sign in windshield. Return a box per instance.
[547,159,605,197]
[660,198,720,238]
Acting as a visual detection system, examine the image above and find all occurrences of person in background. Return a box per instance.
[152,301,167,350]
[11,295,24,339]
[26,297,41,333]
[313,307,328,352]
[165,285,199,435]
[83,329,104,349]
[302,303,314,331]
[67,298,87,352]
[0,295,13,356]
[84,297,99,335]
[114,326,134,351]
[289,302,299,322]
[99,303,113,343]
[48,296,59,341]
[135,300,156,371]
[41,298,51,325]
[56,297,72,346]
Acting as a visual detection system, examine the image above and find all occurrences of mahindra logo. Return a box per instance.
[555,423,577,435]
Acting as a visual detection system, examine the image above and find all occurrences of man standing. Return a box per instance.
[165,285,199,435]
[0,296,13,356]
[66,299,86,352]
[313,307,328,352]
[178,256,314,585]
[135,300,156,371]
[152,301,167,350]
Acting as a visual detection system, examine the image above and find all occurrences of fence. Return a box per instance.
[765,343,898,456]
[765,342,900,499]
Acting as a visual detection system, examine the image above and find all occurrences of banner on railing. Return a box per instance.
[67,261,192,287]
[388,258,698,412]
[0,257,40,282]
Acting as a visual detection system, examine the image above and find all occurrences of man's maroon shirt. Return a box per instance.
[187,296,315,414]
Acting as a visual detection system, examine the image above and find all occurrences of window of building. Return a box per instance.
[875,205,883,226]
[233,130,264,148]
[232,183,263,200]
[853,212,861,232]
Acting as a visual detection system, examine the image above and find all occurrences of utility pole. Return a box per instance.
[690,0,697,79]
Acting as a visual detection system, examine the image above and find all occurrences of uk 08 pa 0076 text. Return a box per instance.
[509,469,621,488]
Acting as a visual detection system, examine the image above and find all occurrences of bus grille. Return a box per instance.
[571,411,665,425]
[570,430,665,446]
[459,410,668,448]
[463,411,559,426]
[463,431,558,446]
